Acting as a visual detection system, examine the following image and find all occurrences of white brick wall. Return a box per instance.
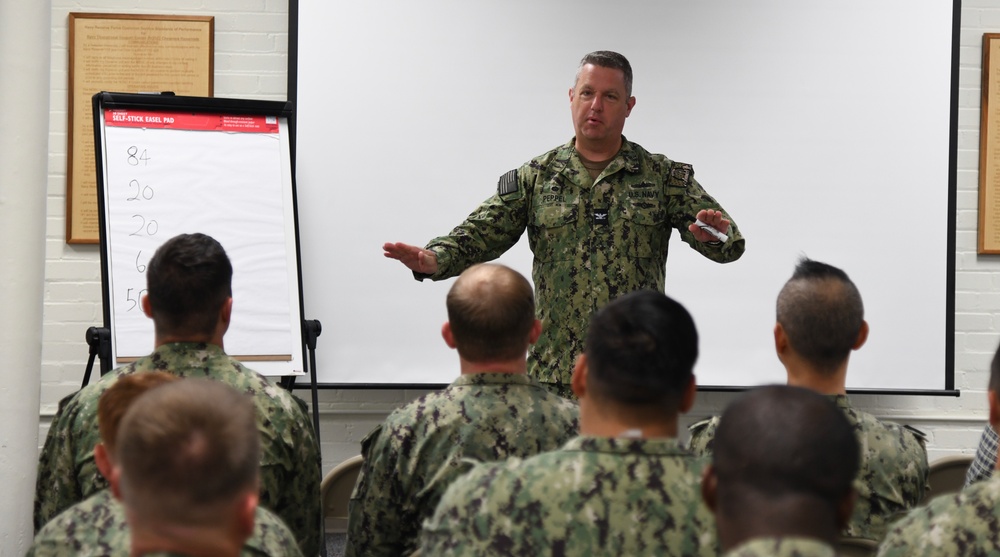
[37,1,1000,473]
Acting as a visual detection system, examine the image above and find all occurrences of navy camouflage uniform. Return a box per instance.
[27,488,303,557]
[688,394,928,541]
[33,342,322,557]
[346,372,579,557]
[422,436,719,556]
[420,138,744,386]
[877,474,1000,557]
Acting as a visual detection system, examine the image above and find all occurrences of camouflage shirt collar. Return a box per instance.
[555,136,642,176]
[152,341,224,359]
[564,435,688,456]
[724,536,837,557]
[827,393,851,410]
[451,372,540,388]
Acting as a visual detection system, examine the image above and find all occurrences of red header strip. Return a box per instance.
[104,109,279,133]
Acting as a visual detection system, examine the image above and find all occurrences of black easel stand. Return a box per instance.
[82,326,112,389]
[302,319,323,445]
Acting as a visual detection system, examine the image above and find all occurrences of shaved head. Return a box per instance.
[446,263,536,362]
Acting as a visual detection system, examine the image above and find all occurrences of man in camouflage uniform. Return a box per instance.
[346,263,579,556]
[33,233,321,557]
[422,290,717,556]
[28,372,302,557]
[385,50,745,396]
[877,339,1000,557]
[688,258,928,542]
[703,385,860,557]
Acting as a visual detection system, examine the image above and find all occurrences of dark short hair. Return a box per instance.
[446,264,536,362]
[712,385,859,518]
[776,258,864,374]
[577,51,633,97]
[584,290,698,411]
[117,378,260,526]
[145,233,233,337]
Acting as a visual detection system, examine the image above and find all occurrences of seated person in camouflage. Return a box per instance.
[28,373,302,557]
[703,385,860,557]
[346,263,579,556]
[34,233,321,557]
[877,340,1000,557]
[688,258,928,541]
[422,290,718,556]
[113,379,281,557]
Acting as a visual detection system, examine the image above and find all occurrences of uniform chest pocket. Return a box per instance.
[616,199,668,258]
[529,203,580,263]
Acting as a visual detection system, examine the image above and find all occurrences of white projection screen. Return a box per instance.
[291,0,958,392]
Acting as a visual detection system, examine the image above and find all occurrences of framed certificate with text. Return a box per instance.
[980,34,1000,253]
[67,13,213,243]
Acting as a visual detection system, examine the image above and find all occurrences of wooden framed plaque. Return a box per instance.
[979,34,1000,253]
[67,13,213,243]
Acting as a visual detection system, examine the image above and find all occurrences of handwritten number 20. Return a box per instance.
[127,180,154,201]
[129,215,158,237]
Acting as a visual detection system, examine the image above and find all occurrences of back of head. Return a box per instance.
[776,258,864,374]
[145,233,233,338]
[98,372,179,454]
[116,378,260,527]
[584,290,698,412]
[577,50,633,96]
[446,263,535,362]
[712,385,858,523]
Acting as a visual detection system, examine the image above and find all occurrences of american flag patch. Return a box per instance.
[497,169,519,195]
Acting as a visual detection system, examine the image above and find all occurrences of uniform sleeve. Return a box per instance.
[686,416,720,457]
[256,394,322,557]
[421,170,531,281]
[420,464,500,556]
[345,424,414,557]
[965,424,997,487]
[665,163,745,264]
[34,394,88,532]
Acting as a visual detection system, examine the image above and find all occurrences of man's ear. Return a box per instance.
[109,465,123,501]
[625,96,636,117]
[94,443,113,482]
[219,297,233,329]
[441,322,457,349]
[141,294,153,319]
[570,355,588,399]
[853,320,869,351]
[701,464,718,514]
[773,322,788,357]
[527,319,542,346]
[236,491,259,538]
[836,488,858,530]
[678,375,697,414]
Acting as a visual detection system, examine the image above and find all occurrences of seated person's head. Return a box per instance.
[143,233,233,339]
[444,263,539,363]
[112,378,260,552]
[572,289,699,425]
[94,371,178,481]
[703,385,859,550]
[776,258,867,375]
